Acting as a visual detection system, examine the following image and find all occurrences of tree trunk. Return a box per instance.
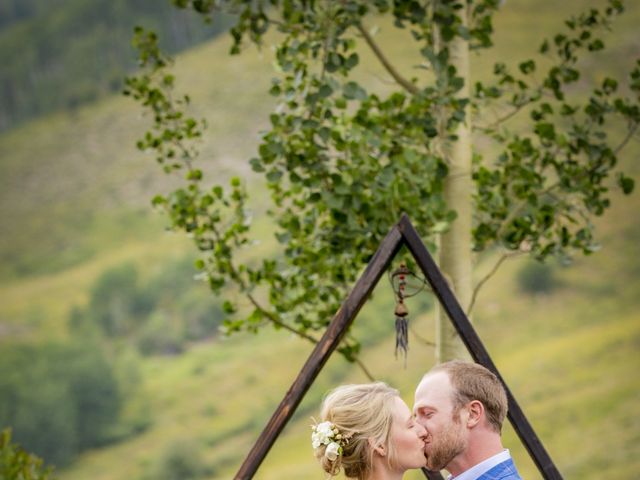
[436,5,472,363]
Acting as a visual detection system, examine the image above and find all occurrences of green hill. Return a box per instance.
[0,0,232,132]
[0,0,638,479]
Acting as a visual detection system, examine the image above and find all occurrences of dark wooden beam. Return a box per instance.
[398,214,563,480]
[422,467,446,480]
[234,225,406,479]
[234,214,561,480]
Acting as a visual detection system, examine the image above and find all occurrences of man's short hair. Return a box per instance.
[427,360,508,433]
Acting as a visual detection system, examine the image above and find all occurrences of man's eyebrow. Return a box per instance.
[415,404,434,412]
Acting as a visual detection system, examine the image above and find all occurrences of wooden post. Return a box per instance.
[233,214,562,480]
[234,226,407,479]
[398,214,563,480]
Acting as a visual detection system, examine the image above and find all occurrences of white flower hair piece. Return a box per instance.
[311,420,350,462]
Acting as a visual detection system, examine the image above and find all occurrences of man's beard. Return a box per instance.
[424,414,467,471]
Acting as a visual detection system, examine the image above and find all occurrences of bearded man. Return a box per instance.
[414,360,522,480]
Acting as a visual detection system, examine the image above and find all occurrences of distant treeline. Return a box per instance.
[0,254,224,467]
[0,0,231,131]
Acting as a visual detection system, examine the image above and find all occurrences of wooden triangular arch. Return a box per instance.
[235,214,562,480]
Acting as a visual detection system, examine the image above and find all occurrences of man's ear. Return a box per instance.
[368,437,387,457]
[467,400,484,428]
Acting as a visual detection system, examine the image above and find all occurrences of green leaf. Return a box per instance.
[325,52,343,72]
[186,169,202,181]
[269,84,281,96]
[539,39,549,54]
[250,157,265,172]
[518,60,536,75]
[534,122,556,141]
[308,192,321,203]
[588,39,604,51]
[222,301,236,314]
[318,127,331,143]
[602,77,618,94]
[617,174,635,194]
[275,231,290,244]
[334,97,347,109]
[343,81,367,100]
[318,84,333,98]
[266,169,283,183]
[376,164,395,186]
[151,195,166,206]
[345,53,359,69]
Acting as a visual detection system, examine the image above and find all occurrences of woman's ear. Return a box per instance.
[467,400,484,428]
[368,437,387,457]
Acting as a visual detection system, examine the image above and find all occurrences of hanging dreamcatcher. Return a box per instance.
[388,262,429,365]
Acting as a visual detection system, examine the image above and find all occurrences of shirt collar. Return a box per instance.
[447,449,512,480]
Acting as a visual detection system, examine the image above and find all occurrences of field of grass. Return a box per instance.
[58,219,640,479]
[0,0,639,479]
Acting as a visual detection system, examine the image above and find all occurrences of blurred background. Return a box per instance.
[0,0,638,479]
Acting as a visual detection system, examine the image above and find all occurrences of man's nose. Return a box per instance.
[414,416,427,429]
[416,423,428,439]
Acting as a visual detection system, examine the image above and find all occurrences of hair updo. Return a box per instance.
[314,382,399,479]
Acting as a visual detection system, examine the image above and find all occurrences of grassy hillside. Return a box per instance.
[0,29,276,283]
[0,0,232,131]
[0,0,638,479]
[59,212,640,479]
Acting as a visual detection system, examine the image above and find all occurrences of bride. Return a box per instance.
[312,382,427,480]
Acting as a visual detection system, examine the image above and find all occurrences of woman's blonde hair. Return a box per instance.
[314,382,399,479]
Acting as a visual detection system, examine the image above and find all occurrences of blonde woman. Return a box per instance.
[312,382,427,480]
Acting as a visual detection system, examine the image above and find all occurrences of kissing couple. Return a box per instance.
[312,360,522,480]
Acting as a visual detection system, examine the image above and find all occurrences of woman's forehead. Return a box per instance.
[391,396,411,419]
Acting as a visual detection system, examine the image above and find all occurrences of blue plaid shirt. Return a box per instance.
[475,458,522,480]
[448,450,522,480]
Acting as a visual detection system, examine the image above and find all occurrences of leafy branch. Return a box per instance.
[126,0,638,369]
[473,0,637,269]
[124,25,380,377]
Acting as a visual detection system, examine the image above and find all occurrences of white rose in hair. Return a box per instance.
[324,441,341,461]
[311,431,320,449]
[314,421,334,445]
[316,422,334,436]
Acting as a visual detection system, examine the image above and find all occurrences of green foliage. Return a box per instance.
[88,262,153,336]
[516,260,560,295]
[74,256,223,354]
[107,348,153,442]
[0,0,232,131]
[144,440,209,480]
[0,429,54,480]
[473,1,639,261]
[137,312,185,356]
[144,256,224,343]
[126,0,638,363]
[0,341,122,467]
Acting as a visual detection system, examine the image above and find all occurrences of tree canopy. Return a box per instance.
[125,0,638,366]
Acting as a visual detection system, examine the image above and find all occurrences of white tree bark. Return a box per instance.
[436,4,473,362]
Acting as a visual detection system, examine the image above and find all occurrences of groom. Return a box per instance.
[413,360,522,480]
